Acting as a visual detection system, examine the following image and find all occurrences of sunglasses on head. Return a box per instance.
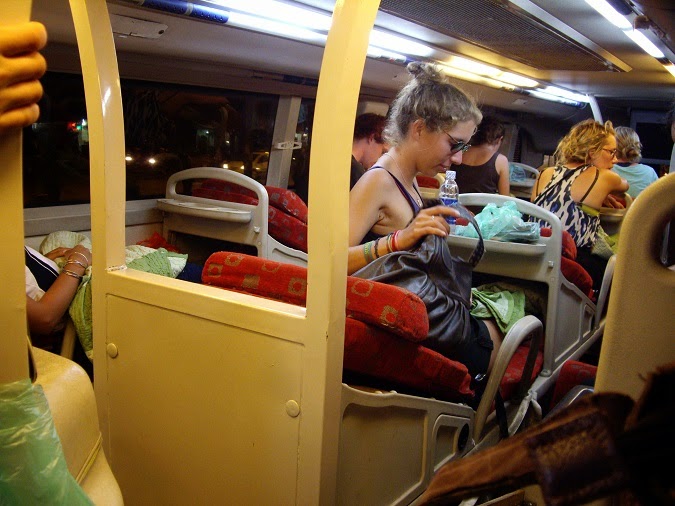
[444,132,471,153]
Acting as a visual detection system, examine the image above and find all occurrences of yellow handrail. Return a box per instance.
[0,0,32,385]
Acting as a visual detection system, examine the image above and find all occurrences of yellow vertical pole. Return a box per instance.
[68,0,127,444]
[0,0,33,384]
[302,0,380,503]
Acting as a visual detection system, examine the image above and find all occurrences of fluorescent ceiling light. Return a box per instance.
[228,12,327,44]
[206,0,433,58]
[528,89,583,107]
[205,0,332,31]
[369,30,434,58]
[441,65,516,91]
[663,62,675,79]
[583,0,667,59]
[624,29,665,58]
[541,86,590,103]
[584,0,632,29]
[443,56,538,88]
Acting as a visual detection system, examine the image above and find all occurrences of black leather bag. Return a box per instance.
[353,205,484,357]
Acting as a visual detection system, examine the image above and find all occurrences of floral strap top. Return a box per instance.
[532,164,600,248]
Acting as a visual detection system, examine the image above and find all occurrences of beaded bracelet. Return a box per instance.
[68,251,90,268]
[372,237,381,259]
[65,259,88,270]
[62,268,83,280]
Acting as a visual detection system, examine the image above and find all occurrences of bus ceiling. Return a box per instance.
[33,0,674,119]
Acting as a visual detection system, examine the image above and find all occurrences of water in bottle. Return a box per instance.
[439,169,459,233]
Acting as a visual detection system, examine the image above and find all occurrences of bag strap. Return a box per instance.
[455,204,485,267]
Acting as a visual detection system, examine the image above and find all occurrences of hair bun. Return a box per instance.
[407,61,443,83]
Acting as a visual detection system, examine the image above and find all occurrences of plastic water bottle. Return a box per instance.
[439,169,459,234]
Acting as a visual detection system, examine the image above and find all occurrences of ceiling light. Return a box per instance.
[205,0,332,31]
[369,30,434,58]
[662,61,675,79]
[441,65,516,91]
[442,56,538,89]
[227,12,327,44]
[541,86,590,103]
[528,90,583,107]
[584,0,632,29]
[623,29,665,58]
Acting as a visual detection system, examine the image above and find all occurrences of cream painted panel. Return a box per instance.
[105,296,302,505]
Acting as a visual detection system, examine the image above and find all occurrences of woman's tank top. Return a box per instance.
[454,151,500,194]
[531,164,600,248]
[361,167,422,244]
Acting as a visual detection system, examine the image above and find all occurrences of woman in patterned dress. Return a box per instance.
[531,119,629,292]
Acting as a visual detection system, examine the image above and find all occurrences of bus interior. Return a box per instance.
[3,0,674,504]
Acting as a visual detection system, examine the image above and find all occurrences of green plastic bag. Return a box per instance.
[0,379,93,505]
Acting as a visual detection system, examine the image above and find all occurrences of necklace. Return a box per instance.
[383,152,423,207]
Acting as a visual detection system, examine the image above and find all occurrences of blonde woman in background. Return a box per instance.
[531,119,628,292]
[612,126,658,198]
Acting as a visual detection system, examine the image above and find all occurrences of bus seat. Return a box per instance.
[202,251,543,406]
[32,348,123,505]
[158,167,308,266]
[453,193,610,395]
[193,178,308,252]
[595,172,675,399]
[549,360,597,409]
[416,174,441,201]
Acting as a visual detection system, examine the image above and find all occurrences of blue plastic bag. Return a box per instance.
[456,201,540,243]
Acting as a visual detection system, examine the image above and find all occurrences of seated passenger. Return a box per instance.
[453,115,510,196]
[350,112,387,188]
[25,244,93,379]
[611,126,658,199]
[349,62,504,380]
[295,112,387,204]
[531,119,629,292]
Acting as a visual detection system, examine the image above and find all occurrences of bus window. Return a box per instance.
[22,72,280,207]
[290,98,315,204]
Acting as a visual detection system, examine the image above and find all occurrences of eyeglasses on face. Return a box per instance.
[602,148,617,157]
[444,132,471,153]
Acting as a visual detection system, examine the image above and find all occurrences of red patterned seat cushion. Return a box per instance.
[266,186,308,224]
[344,318,473,402]
[202,252,550,403]
[499,343,544,400]
[267,207,308,252]
[202,252,429,341]
[192,180,308,252]
[550,360,597,408]
[416,175,440,189]
[540,227,593,298]
[196,179,308,222]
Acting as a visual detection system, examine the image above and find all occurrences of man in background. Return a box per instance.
[350,112,387,189]
[294,112,387,204]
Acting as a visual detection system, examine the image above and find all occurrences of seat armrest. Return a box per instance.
[474,315,543,440]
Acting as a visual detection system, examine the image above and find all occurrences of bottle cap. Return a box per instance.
[446,170,456,180]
